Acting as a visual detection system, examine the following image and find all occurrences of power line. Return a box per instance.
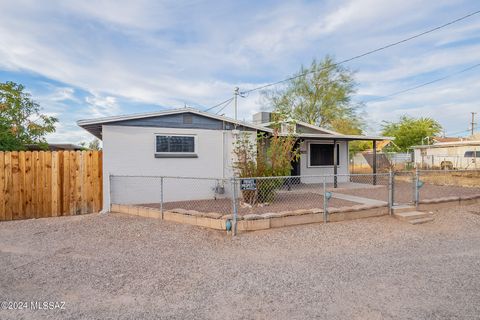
[367,62,480,101]
[215,97,234,115]
[203,97,234,112]
[239,9,480,95]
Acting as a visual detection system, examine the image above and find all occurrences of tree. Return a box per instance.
[233,129,299,178]
[262,56,365,134]
[0,81,58,151]
[80,139,102,150]
[381,115,442,152]
[233,116,299,204]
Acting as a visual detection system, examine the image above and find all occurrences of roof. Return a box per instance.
[433,137,465,143]
[413,140,480,149]
[294,121,343,135]
[77,107,273,139]
[260,120,342,135]
[375,140,393,150]
[286,133,391,141]
[77,107,389,141]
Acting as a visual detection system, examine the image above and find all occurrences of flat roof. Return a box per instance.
[413,140,480,149]
[287,133,391,141]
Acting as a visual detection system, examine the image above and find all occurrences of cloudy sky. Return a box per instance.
[0,0,479,143]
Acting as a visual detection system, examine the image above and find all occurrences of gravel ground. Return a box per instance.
[151,192,358,215]
[145,181,480,215]
[1,204,480,319]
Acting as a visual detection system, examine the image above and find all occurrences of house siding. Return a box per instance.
[414,144,480,169]
[107,112,255,131]
[102,125,256,208]
[299,140,349,183]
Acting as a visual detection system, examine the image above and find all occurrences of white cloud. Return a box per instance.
[0,0,479,140]
[85,93,120,118]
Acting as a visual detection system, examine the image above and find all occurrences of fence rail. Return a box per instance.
[110,169,480,234]
[0,151,103,221]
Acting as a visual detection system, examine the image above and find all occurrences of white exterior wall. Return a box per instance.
[414,145,480,169]
[300,140,349,183]
[103,125,255,208]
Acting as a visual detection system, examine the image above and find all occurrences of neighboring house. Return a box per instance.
[413,137,480,169]
[431,137,464,143]
[351,140,412,171]
[77,107,388,209]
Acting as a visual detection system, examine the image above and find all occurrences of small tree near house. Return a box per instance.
[233,118,299,205]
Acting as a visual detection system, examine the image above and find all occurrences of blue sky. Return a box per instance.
[1,0,479,143]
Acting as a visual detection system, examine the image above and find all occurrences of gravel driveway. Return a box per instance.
[1,204,480,319]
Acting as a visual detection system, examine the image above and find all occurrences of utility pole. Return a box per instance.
[233,87,239,122]
[471,112,477,136]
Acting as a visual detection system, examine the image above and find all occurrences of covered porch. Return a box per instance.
[292,133,389,188]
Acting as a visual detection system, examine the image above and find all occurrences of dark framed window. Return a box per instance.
[464,151,480,157]
[309,143,340,166]
[156,135,195,153]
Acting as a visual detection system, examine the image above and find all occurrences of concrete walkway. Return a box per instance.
[331,192,388,206]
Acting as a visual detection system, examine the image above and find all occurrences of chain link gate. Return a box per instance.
[392,170,416,207]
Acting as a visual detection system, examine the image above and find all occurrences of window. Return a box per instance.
[464,151,480,157]
[155,135,196,156]
[309,143,340,166]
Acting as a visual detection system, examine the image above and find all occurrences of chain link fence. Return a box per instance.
[110,175,232,215]
[417,154,479,170]
[416,169,480,207]
[109,169,480,234]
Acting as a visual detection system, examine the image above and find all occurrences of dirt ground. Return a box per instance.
[154,192,358,215]
[1,204,480,319]
[339,181,480,204]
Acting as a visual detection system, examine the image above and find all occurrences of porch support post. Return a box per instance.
[333,139,338,188]
[372,140,377,185]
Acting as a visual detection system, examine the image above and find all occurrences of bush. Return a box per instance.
[233,122,298,205]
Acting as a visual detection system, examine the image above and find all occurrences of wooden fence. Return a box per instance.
[0,151,102,221]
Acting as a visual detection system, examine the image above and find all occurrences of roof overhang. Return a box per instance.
[77,107,272,139]
[284,133,392,141]
[413,140,480,149]
[77,107,390,142]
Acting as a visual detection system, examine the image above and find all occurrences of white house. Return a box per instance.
[413,137,480,169]
[77,108,387,209]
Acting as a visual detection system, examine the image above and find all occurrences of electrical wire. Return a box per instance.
[215,98,233,115]
[367,62,480,101]
[203,97,234,112]
[239,9,480,95]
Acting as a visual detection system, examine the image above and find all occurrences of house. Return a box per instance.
[431,137,465,143]
[351,140,412,171]
[77,107,388,209]
[413,136,480,169]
